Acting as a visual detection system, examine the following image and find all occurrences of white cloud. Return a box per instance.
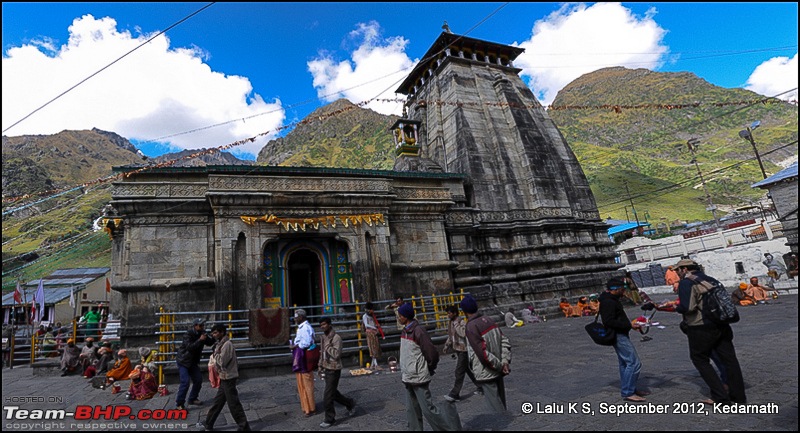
[744,54,798,101]
[308,21,415,116]
[513,2,669,106]
[1,14,284,158]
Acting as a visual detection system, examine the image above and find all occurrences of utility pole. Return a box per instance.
[687,138,720,229]
[624,181,642,235]
[738,124,768,180]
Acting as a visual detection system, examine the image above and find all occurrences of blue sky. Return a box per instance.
[2,2,797,160]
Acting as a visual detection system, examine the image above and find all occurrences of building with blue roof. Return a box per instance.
[752,162,797,254]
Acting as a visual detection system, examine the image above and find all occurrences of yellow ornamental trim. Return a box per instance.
[240,213,386,232]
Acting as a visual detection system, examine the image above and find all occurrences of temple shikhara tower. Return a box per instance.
[392,31,619,305]
[108,31,619,333]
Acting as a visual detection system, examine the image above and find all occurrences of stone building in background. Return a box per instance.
[108,31,620,331]
[752,162,798,254]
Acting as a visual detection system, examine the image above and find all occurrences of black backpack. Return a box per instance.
[689,275,740,324]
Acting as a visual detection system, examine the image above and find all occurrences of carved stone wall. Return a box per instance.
[109,167,463,330]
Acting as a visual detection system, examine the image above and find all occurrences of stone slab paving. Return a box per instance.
[3,293,797,431]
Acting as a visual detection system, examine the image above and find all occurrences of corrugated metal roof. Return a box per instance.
[47,267,110,278]
[2,286,81,307]
[608,221,650,236]
[26,277,98,287]
[22,267,109,287]
[752,162,798,188]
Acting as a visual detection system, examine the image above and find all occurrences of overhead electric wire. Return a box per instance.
[2,2,216,135]
[598,140,798,214]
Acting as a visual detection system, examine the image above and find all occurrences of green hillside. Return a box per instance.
[2,187,112,291]
[551,67,798,222]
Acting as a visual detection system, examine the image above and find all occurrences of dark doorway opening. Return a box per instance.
[288,249,323,318]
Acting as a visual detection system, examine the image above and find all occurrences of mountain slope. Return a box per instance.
[1,128,145,197]
[549,67,798,220]
[257,99,399,169]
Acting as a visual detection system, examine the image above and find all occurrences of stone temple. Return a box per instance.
[108,31,620,331]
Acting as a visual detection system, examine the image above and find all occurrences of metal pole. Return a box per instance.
[746,127,768,180]
[688,139,720,229]
[624,181,642,234]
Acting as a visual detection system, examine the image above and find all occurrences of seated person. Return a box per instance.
[127,365,158,400]
[559,298,573,317]
[95,343,114,374]
[138,346,159,372]
[41,327,57,357]
[105,349,133,385]
[79,337,99,373]
[745,277,770,303]
[587,294,600,315]
[577,296,592,316]
[731,282,756,306]
[54,328,68,354]
[505,308,524,328]
[520,305,541,323]
[60,339,82,376]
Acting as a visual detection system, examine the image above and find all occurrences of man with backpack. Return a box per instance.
[674,259,746,405]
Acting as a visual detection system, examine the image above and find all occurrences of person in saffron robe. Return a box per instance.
[127,366,158,400]
[106,349,133,385]
[731,283,756,306]
[577,297,592,316]
[665,266,681,293]
[559,298,573,317]
[745,277,769,303]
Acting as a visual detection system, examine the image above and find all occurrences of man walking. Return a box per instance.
[318,317,356,428]
[599,277,648,402]
[460,295,511,413]
[674,259,746,405]
[175,318,213,411]
[398,303,461,431]
[198,323,251,431]
[443,305,482,402]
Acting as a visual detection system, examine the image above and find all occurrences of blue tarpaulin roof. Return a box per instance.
[752,162,798,188]
[608,221,650,236]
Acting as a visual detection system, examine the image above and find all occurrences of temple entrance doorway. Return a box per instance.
[287,248,323,317]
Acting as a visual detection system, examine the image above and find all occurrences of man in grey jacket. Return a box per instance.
[198,324,251,431]
[460,295,511,413]
[319,317,356,428]
[398,303,461,431]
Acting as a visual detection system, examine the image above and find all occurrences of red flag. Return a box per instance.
[106,278,111,293]
[29,300,36,324]
[13,282,23,304]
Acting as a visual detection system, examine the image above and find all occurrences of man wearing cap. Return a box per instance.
[175,318,213,411]
[60,338,81,376]
[674,259,746,405]
[599,277,648,402]
[460,295,511,413]
[290,309,317,417]
[399,302,461,430]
